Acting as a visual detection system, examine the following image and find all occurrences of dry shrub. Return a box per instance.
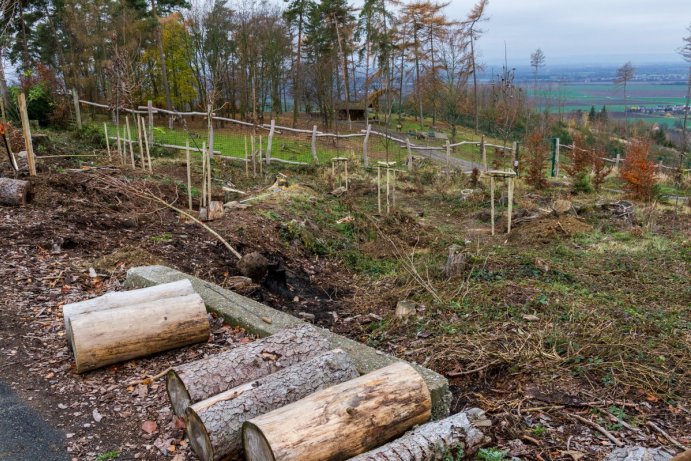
[591,153,612,191]
[523,130,549,189]
[620,139,657,201]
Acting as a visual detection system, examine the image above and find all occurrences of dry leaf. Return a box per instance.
[141,420,157,434]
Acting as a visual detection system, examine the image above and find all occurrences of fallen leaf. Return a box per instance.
[141,420,158,434]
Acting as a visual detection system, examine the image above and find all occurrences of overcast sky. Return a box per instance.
[443,0,690,67]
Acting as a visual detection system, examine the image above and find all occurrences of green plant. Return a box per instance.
[95,451,119,461]
[531,424,547,437]
[476,447,507,461]
[573,172,593,193]
[150,232,172,243]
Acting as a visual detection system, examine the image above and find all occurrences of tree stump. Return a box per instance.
[349,410,487,460]
[242,362,431,461]
[166,323,330,417]
[443,244,466,278]
[71,293,209,373]
[0,177,31,206]
[186,349,358,461]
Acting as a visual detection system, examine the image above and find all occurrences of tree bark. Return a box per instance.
[348,410,487,461]
[63,279,195,350]
[71,293,209,373]
[167,323,330,417]
[186,349,358,461]
[0,178,31,207]
[242,362,431,461]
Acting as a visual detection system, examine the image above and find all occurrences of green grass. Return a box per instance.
[95,452,119,461]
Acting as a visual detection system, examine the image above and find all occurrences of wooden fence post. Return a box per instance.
[72,88,82,129]
[555,138,560,176]
[615,153,621,170]
[207,104,214,159]
[311,125,318,164]
[186,139,192,209]
[363,124,371,167]
[406,138,413,172]
[147,100,154,145]
[266,119,275,165]
[18,93,36,176]
[103,123,111,161]
[481,135,487,171]
[445,140,451,170]
[125,116,135,168]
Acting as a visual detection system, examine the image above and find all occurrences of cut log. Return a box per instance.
[63,279,195,350]
[0,177,31,206]
[167,323,330,417]
[186,349,358,461]
[71,293,209,373]
[242,362,431,461]
[348,410,487,461]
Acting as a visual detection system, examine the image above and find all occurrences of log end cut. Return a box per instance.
[242,423,275,461]
[0,177,31,206]
[166,369,193,418]
[186,407,214,461]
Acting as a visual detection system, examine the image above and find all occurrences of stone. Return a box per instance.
[125,265,451,420]
[331,186,347,197]
[552,199,572,214]
[224,201,251,210]
[395,300,417,318]
[237,252,269,282]
[604,447,674,461]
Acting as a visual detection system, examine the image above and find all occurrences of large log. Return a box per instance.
[71,293,209,373]
[186,349,358,461]
[167,323,330,417]
[63,279,195,350]
[242,362,432,461]
[0,177,31,206]
[348,410,487,461]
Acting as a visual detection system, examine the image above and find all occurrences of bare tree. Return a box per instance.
[530,47,545,94]
[463,0,488,134]
[615,61,635,137]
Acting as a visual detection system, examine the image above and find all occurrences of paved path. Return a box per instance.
[0,381,67,461]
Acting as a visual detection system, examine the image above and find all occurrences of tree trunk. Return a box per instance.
[151,0,173,111]
[242,362,431,461]
[63,279,195,350]
[349,410,488,461]
[167,324,330,417]
[71,293,209,373]
[186,349,358,461]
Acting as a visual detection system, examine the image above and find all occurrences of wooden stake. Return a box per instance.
[125,116,135,168]
[72,88,81,129]
[386,167,390,214]
[481,135,487,170]
[259,135,263,174]
[186,139,192,210]
[445,140,451,171]
[136,115,146,170]
[141,116,152,172]
[17,93,36,176]
[406,138,413,171]
[392,169,396,207]
[490,176,495,236]
[377,167,381,214]
[116,124,123,164]
[311,125,318,164]
[266,119,274,164]
[251,135,256,177]
[362,124,371,167]
[207,142,212,206]
[244,136,249,177]
[344,160,348,190]
[147,100,154,145]
[207,104,214,159]
[201,141,207,209]
[507,177,514,234]
[103,123,111,161]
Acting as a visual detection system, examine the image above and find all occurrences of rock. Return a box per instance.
[552,199,572,215]
[331,186,347,197]
[443,244,466,278]
[395,300,417,318]
[534,257,550,273]
[604,447,674,461]
[224,201,251,210]
[237,252,270,282]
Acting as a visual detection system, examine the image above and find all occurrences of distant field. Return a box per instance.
[530,82,688,127]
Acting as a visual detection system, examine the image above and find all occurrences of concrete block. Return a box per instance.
[125,265,451,419]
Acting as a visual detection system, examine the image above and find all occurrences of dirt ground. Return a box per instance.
[0,139,689,460]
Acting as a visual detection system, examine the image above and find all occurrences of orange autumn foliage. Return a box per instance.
[620,140,656,201]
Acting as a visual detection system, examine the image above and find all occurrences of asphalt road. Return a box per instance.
[0,381,67,461]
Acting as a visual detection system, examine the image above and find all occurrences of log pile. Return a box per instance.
[186,349,358,461]
[166,323,330,417]
[65,280,210,373]
[242,362,432,461]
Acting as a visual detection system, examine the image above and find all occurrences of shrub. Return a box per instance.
[523,129,549,189]
[620,139,657,201]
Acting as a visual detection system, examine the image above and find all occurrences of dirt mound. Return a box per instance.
[509,215,592,245]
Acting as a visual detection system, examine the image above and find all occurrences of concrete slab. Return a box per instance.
[126,265,451,419]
